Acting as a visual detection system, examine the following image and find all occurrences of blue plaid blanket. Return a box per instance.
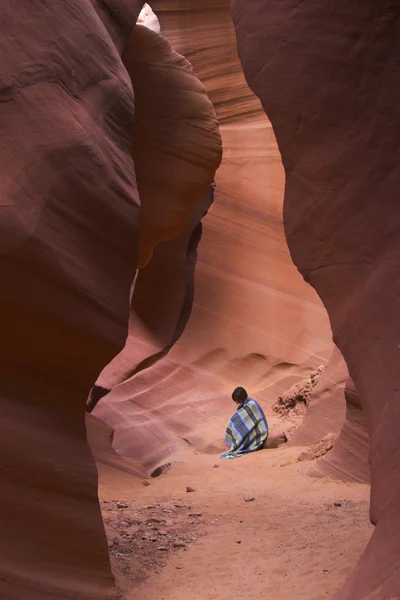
[221,397,268,459]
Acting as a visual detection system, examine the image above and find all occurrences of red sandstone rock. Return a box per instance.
[290,347,347,447]
[273,364,325,416]
[155,3,332,384]
[90,21,221,391]
[92,23,222,471]
[86,414,146,483]
[93,2,333,475]
[0,1,144,597]
[124,24,222,268]
[288,347,370,483]
[232,0,400,596]
[312,379,370,484]
[297,433,337,463]
[93,187,215,397]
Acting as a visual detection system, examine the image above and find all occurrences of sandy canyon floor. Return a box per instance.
[98,429,373,600]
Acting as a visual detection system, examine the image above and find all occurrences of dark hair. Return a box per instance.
[232,387,248,402]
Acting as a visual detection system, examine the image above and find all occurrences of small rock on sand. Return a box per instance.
[244,497,255,503]
[146,517,164,524]
[186,486,196,493]
[174,541,187,548]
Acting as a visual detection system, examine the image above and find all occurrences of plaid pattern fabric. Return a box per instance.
[220,397,268,459]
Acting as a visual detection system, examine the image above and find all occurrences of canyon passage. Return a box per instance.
[2,1,399,599]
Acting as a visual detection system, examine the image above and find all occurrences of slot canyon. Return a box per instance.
[1,1,399,599]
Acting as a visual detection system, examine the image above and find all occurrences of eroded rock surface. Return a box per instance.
[273,364,325,416]
[91,20,222,470]
[290,348,348,447]
[232,0,399,596]
[312,379,370,484]
[94,2,333,474]
[0,1,144,597]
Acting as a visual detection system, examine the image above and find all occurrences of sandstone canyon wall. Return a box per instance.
[93,1,334,473]
[1,0,379,597]
[290,346,370,484]
[231,0,400,597]
[92,19,223,470]
[1,1,144,598]
[1,1,223,596]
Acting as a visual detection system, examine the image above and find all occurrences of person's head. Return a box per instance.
[232,386,248,404]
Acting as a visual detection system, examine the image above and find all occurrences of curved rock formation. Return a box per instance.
[125,24,221,268]
[86,413,146,489]
[314,378,370,484]
[0,1,145,597]
[92,20,222,469]
[94,2,333,473]
[90,20,222,402]
[290,347,370,483]
[290,348,347,447]
[152,2,332,383]
[231,0,400,597]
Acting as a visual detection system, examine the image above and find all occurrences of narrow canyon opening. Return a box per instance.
[5,1,400,600]
[86,4,373,600]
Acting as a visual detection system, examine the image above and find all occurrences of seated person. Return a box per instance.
[221,386,286,459]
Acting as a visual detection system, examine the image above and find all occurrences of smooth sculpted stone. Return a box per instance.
[124,23,222,268]
[311,379,370,484]
[94,21,221,395]
[92,20,222,470]
[288,346,370,483]
[0,0,144,598]
[153,3,332,384]
[232,0,400,597]
[93,2,333,474]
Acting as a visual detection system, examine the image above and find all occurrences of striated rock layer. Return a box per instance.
[94,1,333,473]
[232,0,400,597]
[313,378,370,484]
[290,348,348,447]
[125,24,222,268]
[92,20,222,397]
[0,0,145,597]
[92,20,223,470]
[290,347,370,484]
[151,1,332,386]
